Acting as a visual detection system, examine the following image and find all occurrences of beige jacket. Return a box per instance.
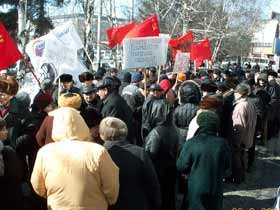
[31,107,119,210]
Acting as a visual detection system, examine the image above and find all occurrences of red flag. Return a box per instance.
[190,36,212,67]
[169,31,194,52]
[0,22,23,70]
[124,14,160,39]
[106,22,136,49]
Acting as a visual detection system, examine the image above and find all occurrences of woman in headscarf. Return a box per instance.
[31,107,119,210]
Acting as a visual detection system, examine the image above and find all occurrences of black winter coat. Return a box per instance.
[104,140,161,210]
[101,91,134,143]
[0,146,23,210]
[145,123,180,210]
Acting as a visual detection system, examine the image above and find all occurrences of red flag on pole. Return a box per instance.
[0,22,23,70]
[190,36,212,67]
[124,14,160,39]
[106,22,136,49]
[169,31,194,60]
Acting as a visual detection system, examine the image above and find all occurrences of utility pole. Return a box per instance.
[97,0,102,69]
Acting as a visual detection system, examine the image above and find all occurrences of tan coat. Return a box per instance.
[31,107,119,210]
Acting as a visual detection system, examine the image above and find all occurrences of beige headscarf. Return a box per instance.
[49,107,91,142]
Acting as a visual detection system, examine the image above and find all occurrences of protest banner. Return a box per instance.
[173,52,190,73]
[26,22,87,85]
[123,36,169,69]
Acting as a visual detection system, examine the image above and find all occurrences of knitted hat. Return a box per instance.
[197,110,220,133]
[159,79,172,94]
[200,95,222,110]
[177,72,186,82]
[33,93,53,110]
[58,92,82,110]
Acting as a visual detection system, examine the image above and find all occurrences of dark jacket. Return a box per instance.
[142,96,167,139]
[0,98,22,149]
[101,91,134,143]
[0,145,23,210]
[104,140,161,210]
[145,104,180,210]
[173,81,201,141]
[177,133,230,210]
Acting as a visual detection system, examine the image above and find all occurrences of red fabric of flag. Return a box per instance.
[124,14,160,39]
[106,22,136,49]
[190,36,212,67]
[169,31,194,52]
[0,21,23,70]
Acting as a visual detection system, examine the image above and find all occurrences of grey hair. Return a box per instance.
[99,117,128,141]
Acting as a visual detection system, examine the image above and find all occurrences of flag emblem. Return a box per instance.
[33,40,45,57]
[0,34,4,43]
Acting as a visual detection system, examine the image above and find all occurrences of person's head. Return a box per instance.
[196,110,220,134]
[122,72,132,83]
[257,73,268,87]
[110,68,118,77]
[81,86,97,104]
[59,74,73,90]
[15,91,31,111]
[49,107,91,142]
[201,79,217,96]
[33,93,53,113]
[0,76,19,106]
[0,119,8,141]
[41,79,54,95]
[149,84,163,98]
[159,79,172,95]
[96,77,115,100]
[58,92,82,110]
[199,95,222,111]
[99,117,128,141]
[131,72,143,84]
[268,70,277,82]
[78,72,94,87]
[81,107,103,141]
[213,69,221,79]
[234,83,251,100]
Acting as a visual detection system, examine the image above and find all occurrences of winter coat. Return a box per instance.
[145,121,180,210]
[104,140,161,210]
[232,97,257,149]
[177,132,230,210]
[31,107,119,210]
[0,98,22,149]
[36,116,54,147]
[142,96,168,139]
[0,144,23,210]
[173,81,201,141]
[101,91,134,143]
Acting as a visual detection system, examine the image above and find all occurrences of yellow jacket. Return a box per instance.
[31,107,119,210]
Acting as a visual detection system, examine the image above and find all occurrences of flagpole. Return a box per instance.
[23,59,41,87]
[157,66,161,83]
[144,68,147,99]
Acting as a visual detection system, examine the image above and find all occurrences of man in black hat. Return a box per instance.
[79,71,94,87]
[81,85,101,111]
[52,74,81,107]
[96,76,135,144]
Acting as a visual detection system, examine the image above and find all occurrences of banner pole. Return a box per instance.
[144,69,147,99]
[83,47,95,70]
[23,59,41,87]
[157,66,161,83]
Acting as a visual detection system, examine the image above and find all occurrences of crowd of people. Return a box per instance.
[0,62,280,210]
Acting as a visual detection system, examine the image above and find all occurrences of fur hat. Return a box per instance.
[199,95,222,110]
[58,92,82,110]
[78,72,94,83]
[59,74,73,83]
[0,76,19,96]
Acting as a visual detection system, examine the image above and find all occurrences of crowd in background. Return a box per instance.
[1,61,280,210]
